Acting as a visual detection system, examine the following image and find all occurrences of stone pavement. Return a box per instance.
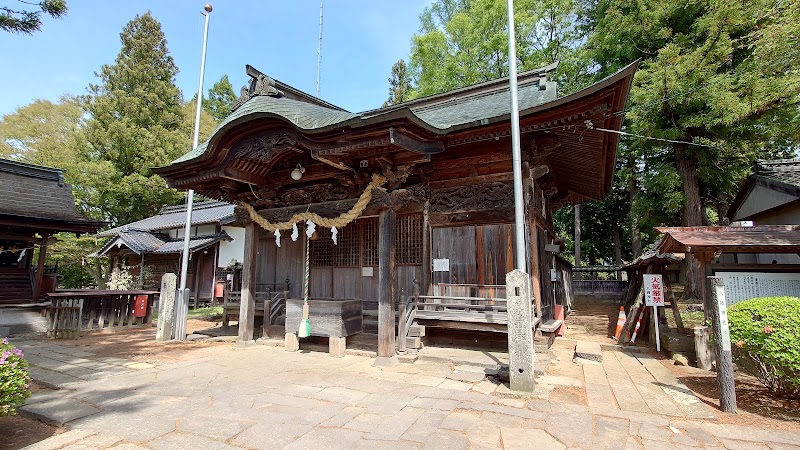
[11,336,800,450]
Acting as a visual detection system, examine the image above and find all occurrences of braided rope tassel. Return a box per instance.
[298,234,311,338]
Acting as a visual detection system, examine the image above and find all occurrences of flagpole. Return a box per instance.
[506,0,526,271]
[176,3,213,341]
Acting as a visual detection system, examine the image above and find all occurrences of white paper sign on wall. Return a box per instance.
[433,259,450,272]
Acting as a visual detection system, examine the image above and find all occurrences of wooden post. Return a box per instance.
[398,288,407,353]
[421,201,431,295]
[192,251,202,310]
[238,221,258,344]
[707,276,737,413]
[33,235,49,302]
[375,208,397,366]
[694,326,713,370]
[664,272,685,333]
[574,204,581,267]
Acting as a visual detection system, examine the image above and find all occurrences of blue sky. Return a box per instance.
[0,1,430,116]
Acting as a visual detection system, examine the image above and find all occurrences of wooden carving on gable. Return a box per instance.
[234,133,299,161]
[430,182,513,213]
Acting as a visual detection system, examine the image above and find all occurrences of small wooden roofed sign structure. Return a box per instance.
[656,225,800,307]
[616,248,686,344]
[154,61,637,355]
[0,158,105,304]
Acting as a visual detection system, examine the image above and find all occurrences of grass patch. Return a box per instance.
[151,306,223,322]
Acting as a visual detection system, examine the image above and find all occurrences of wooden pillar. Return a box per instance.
[33,235,49,302]
[238,221,258,344]
[707,276,737,413]
[421,201,431,296]
[192,251,202,310]
[375,208,398,366]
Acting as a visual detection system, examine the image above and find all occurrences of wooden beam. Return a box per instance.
[376,208,397,364]
[429,209,515,227]
[238,221,258,343]
[390,127,444,155]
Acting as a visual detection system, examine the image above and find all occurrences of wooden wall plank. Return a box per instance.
[333,267,360,298]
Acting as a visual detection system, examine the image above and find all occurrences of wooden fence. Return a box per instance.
[47,290,157,338]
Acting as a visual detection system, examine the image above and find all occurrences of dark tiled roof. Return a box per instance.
[171,63,558,165]
[92,230,231,257]
[621,245,684,270]
[656,225,800,254]
[0,159,104,232]
[752,158,800,190]
[98,201,235,237]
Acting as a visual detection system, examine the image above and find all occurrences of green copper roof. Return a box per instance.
[169,69,557,166]
[410,80,556,129]
[172,96,358,163]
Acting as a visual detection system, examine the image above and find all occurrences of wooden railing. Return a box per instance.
[397,279,421,352]
[409,282,539,330]
[572,279,627,295]
[222,286,289,335]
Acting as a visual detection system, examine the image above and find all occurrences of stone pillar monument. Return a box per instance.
[156,273,177,341]
[506,269,535,391]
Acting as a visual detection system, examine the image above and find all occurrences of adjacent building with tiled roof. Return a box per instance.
[728,158,800,225]
[95,201,244,302]
[0,158,105,303]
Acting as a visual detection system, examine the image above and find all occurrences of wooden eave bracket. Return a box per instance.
[389,127,444,155]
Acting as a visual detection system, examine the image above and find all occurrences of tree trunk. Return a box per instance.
[675,144,704,300]
[574,204,581,267]
[627,156,642,258]
[613,223,622,279]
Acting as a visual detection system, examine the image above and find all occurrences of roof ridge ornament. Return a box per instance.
[231,65,284,112]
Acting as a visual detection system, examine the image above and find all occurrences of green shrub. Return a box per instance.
[728,297,800,398]
[0,337,31,416]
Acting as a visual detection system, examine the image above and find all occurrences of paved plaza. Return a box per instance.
[10,335,800,450]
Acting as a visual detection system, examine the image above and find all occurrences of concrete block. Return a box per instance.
[285,332,299,351]
[574,341,603,363]
[329,336,346,357]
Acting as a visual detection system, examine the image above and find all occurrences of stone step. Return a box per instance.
[573,341,603,364]
[405,336,422,349]
[407,324,425,337]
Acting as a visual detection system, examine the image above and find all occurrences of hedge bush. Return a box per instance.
[0,337,31,416]
[728,297,800,398]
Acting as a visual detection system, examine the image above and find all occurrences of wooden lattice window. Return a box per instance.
[310,227,333,266]
[396,214,423,265]
[334,223,360,267]
[361,217,379,266]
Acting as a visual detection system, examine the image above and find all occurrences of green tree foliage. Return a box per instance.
[204,75,237,121]
[0,97,114,286]
[410,0,592,97]
[84,12,186,227]
[183,98,218,144]
[586,0,800,297]
[0,0,66,34]
[383,59,414,106]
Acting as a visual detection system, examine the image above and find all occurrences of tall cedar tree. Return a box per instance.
[383,59,414,106]
[586,0,800,298]
[410,0,592,97]
[204,75,237,121]
[85,12,186,227]
[0,0,66,33]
